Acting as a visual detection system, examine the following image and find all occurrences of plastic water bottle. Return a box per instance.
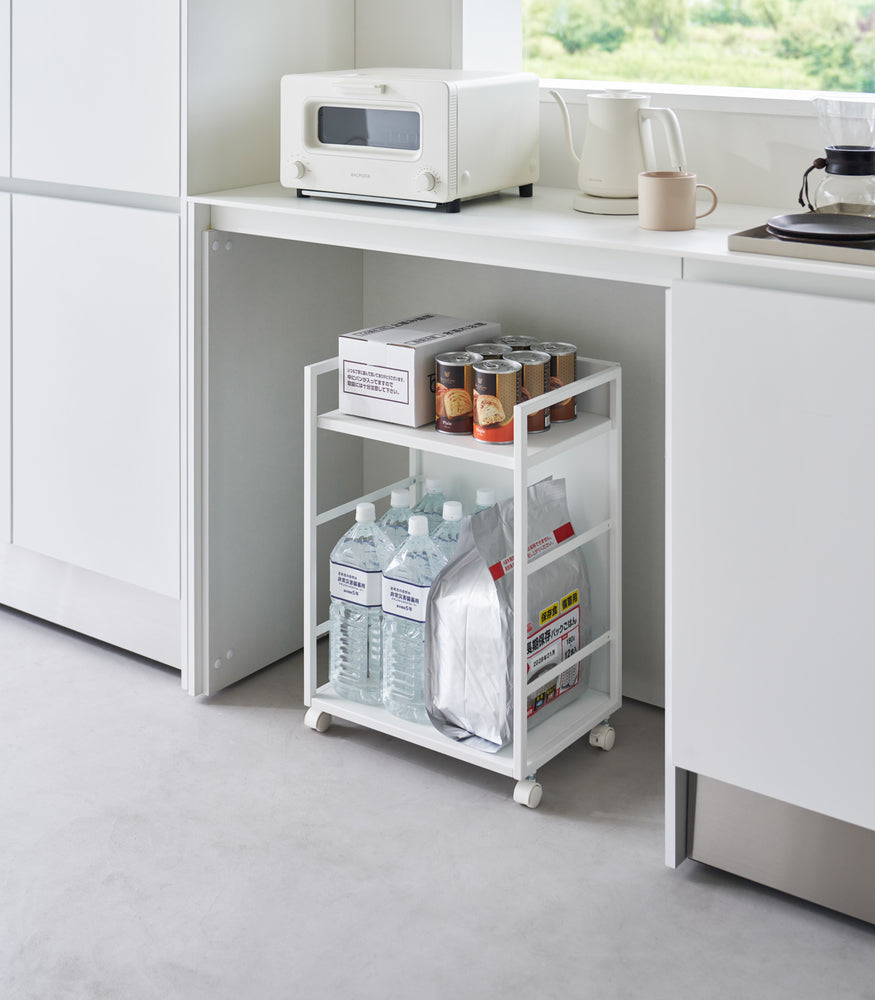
[381,515,448,723]
[377,488,413,550]
[329,502,395,705]
[412,478,447,534]
[473,487,497,513]
[431,500,463,562]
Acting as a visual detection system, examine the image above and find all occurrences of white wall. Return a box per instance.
[360,253,667,707]
[343,2,845,711]
[354,0,832,212]
[355,0,521,71]
[539,87,825,211]
[188,0,356,194]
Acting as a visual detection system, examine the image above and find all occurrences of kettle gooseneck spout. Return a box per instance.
[550,90,580,166]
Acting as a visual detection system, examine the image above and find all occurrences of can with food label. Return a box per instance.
[509,349,551,433]
[466,342,511,360]
[534,341,577,422]
[473,358,522,444]
[435,351,483,434]
[498,334,535,351]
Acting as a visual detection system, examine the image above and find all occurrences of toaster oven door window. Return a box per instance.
[317,106,420,151]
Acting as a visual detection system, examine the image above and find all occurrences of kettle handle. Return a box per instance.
[639,107,688,172]
[549,89,581,166]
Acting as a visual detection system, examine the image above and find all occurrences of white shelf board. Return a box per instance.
[310,682,620,779]
[191,183,783,287]
[191,182,875,287]
[317,408,612,470]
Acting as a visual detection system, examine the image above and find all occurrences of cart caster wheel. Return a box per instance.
[589,723,616,751]
[513,778,543,809]
[304,707,332,733]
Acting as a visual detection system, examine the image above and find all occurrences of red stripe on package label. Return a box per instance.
[489,525,572,581]
[553,522,574,544]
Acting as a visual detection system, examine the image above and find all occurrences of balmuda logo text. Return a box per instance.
[350,172,371,179]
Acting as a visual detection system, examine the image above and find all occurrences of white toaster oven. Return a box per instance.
[280,68,540,211]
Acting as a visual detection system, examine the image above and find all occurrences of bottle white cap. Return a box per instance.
[425,478,443,493]
[408,515,429,536]
[476,488,496,507]
[355,502,376,523]
[390,489,410,508]
[443,501,463,521]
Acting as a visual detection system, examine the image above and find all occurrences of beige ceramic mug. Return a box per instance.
[638,171,718,231]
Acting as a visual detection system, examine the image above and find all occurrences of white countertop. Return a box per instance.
[191,182,875,287]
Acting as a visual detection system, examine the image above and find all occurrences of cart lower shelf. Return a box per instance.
[304,681,620,806]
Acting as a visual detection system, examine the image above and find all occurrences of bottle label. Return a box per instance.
[330,561,382,608]
[382,576,430,623]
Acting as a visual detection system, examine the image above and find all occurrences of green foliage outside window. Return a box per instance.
[523,0,875,91]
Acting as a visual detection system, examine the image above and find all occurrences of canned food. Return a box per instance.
[498,334,535,351]
[534,342,577,422]
[435,351,482,434]
[508,350,551,433]
[466,342,511,360]
[473,358,522,444]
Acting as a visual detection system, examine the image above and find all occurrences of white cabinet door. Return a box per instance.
[0,195,9,534]
[669,280,875,834]
[11,0,180,195]
[0,0,9,177]
[11,195,181,600]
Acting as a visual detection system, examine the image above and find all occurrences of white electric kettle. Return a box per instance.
[551,89,688,215]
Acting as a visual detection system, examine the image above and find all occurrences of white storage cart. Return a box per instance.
[303,356,622,807]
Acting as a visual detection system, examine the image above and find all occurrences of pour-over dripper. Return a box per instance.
[814,97,875,148]
[799,98,875,215]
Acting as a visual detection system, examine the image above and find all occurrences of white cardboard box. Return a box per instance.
[339,314,502,427]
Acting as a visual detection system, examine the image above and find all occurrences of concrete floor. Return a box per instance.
[1,606,873,1000]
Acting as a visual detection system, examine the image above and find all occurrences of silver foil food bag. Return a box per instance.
[424,478,591,752]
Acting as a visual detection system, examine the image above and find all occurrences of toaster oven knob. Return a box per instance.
[291,160,307,180]
[416,171,436,192]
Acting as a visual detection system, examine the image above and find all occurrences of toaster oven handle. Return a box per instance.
[335,82,387,96]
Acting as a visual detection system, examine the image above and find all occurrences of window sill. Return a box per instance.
[538,78,845,118]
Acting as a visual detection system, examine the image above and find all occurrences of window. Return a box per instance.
[523,0,875,92]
